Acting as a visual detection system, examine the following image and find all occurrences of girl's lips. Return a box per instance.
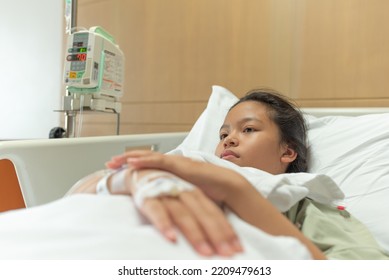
[221,150,239,159]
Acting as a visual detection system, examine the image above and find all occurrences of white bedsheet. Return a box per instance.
[0,194,311,260]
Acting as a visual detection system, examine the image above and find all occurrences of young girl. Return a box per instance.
[70,89,388,260]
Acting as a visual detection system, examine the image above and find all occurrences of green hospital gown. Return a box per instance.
[285,198,389,260]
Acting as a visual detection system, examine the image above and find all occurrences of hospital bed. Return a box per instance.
[0,86,388,259]
[0,133,187,208]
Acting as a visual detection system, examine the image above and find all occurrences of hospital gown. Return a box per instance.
[286,198,389,260]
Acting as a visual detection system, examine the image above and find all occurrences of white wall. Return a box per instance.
[0,0,63,139]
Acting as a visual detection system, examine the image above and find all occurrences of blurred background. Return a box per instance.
[2,0,389,139]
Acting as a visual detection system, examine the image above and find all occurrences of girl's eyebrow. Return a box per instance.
[219,124,230,131]
[219,117,263,131]
[239,117,263,124]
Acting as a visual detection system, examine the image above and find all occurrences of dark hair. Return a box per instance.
[230,88,308,173]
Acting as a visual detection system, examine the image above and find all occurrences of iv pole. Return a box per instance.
[51,0,121,138]
[64,0,78,138]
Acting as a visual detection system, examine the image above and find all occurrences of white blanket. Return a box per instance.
[0,149,345,260]
[0,194,311,260]
[169,149,345,212]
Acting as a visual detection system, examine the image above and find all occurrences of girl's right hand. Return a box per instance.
[139,188,243,257]
[106,150,249,205]
[106,151,244,256]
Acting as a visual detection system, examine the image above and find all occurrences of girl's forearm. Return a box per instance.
[225,180,326,260]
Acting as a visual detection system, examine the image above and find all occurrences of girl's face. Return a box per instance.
[215,101,296,174]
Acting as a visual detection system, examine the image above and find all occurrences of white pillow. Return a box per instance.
[307,114,389,253]
[178,85,238,154]
[179,85,389,254]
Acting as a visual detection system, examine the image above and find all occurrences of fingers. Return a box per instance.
[105,150,157,169]
[141,198,177,242]
[141,190,243,257]
[106,151,245,257]
[179,190,243,256]
[159,196,214,256]
[126,151,172,170]
[106,151,195,177]
[105,155,128,169]
[124,152,241,203]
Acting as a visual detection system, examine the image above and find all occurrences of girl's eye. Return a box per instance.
[219,133,228,140]
[243,127,255,133]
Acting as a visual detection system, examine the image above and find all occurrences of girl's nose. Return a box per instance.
[223,135,238,148]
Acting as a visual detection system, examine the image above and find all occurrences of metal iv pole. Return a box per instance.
[64,0,78,138]
[50,0,122,138]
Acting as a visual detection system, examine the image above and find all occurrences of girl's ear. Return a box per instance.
[281,146,298,164]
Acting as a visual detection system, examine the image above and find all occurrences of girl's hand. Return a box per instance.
[108,151,327,260]
[106,150,248,204]
[107,151,244,257]
[140,188,243,257]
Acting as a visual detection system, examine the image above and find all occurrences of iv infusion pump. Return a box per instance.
[63,26,124,113]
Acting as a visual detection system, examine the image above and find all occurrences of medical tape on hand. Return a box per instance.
[133,172,195,208]
[96,170,114,195]
[96,165,128,195]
